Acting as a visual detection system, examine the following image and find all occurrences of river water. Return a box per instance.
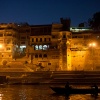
[0,85,100,100]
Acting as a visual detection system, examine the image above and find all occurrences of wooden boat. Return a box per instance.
[50,86,100,95]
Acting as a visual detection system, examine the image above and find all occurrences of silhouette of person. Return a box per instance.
[91,84,98,96]
[65,82,71,89]
[65,82,72,95]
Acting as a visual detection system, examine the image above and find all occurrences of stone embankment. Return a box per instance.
[49,71,100,86]
[0,71,100,85]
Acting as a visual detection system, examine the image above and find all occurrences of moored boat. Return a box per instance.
[50,86,100,95]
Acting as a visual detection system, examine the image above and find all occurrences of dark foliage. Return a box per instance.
[88,12,100,30]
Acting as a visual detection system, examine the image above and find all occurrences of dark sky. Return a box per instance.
[0,0,100,27]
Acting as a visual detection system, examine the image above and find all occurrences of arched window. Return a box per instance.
[35,45,38,50]
[39,45,42,50]
[39,54,42,58]
[35,54,38,58]
[43,54,47,57]
[43,45,48,50]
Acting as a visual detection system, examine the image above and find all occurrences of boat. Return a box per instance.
[50,86,100,95]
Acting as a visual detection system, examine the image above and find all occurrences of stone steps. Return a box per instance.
[48,71,100,85]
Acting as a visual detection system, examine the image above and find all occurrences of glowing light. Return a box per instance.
[0,44,3,48]
[89,42,96,47]
[92,43,96,47]
[20,46,26,48]
[67,66,72,70]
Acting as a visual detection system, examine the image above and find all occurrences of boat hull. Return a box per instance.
[50,86,100,95]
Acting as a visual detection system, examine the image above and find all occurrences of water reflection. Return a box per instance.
[0,85,99,100]
[50,92,100,100]
[0,93,3,100]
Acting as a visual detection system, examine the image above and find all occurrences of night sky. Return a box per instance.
[0,0,100,27]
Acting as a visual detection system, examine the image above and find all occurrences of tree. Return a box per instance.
[88,12,100,30]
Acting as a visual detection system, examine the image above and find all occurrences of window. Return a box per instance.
[39,54,42,58]
[35,54,38,58]
[48,63,51,65]
[40,38,42,42]
[35,45,38,50]
[6,47,10,50]
[39,45,42,50]
[36,38,38,42]
[72,36,77,38]
[43,45,48,50]
[43,54,47,57]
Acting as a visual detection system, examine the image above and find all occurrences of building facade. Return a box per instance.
[0,23,100,71]
[0,23,18,64]
[70,27,100,70]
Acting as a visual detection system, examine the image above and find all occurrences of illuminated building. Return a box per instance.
[26,24,52,70]
[0,22,100,71]
[17,24,30,55]
[26,23,72,71]
[0,23,18,64]
[70,27,100,70]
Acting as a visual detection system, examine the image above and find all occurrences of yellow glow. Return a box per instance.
[67,66,71,70]
[0,44,3,48]
[89,42,96,47]
[92,43,96,47]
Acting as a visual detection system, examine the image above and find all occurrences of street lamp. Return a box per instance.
[89,42,96,70]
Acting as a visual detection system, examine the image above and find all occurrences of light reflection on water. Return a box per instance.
[0,85,99,100]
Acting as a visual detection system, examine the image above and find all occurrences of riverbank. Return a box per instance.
[0,71,100,86]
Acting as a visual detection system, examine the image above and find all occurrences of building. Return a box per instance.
[0,23,18,65]
[70,27,100,70]
[0,22,100,71]
[27,24,53,70]
[26,23,71,71]
[17,23,30,55]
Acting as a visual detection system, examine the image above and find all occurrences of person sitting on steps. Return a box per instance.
[65,82,71,89]
[91,83,98,96]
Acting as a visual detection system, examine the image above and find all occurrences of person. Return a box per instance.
[65,82,71,89]
[91,84,98,96]
[65,82,72,95]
